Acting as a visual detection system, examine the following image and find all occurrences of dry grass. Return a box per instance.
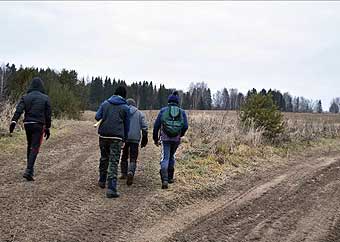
[181,111,340,155]
[0,101,17,135]
[137,110,340,159]
[284,113,340,141]
[0,106,87,154]
[141,110,340,186]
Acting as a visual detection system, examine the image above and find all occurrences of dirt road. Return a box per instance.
[1,121,340,242]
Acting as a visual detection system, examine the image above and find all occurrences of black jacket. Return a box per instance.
[12,78,52,129]
[95,95,130,140]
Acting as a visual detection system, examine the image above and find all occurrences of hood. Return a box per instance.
[129,105,138,115]
[107,95,127,105]
[27,77,45,94]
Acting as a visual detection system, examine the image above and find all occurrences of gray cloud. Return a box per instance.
[1,2,339,108]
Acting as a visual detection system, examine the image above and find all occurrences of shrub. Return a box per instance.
[47,82,83,119]
[240,93,284,139]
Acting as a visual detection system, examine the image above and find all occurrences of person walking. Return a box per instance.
[120,98,148,186]
[95,86,130,198]
[153,91,188,189]
[9,77,52,181]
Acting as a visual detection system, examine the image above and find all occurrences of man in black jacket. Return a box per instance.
[95,86,130,198]
[10,77,52,181]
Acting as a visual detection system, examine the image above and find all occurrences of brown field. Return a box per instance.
[1,110,340,242]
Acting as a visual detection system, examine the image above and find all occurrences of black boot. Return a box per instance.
[162,181,169,189]
[23,169,34,181]
[160,169,168,189]
[24,152,37,181]
[168,167,175,184]
[127,172,134,186]
[106,179,120,198]
[127,162,136,186]
[98,173,107,189]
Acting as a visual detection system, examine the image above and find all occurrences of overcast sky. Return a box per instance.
[1,1,339,109]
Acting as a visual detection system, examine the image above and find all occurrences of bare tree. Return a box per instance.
[221,88,230,110]
[0,64,5,101]
[229,88,238,110]
[213,90,222,109]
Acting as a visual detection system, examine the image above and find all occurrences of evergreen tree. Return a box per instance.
[329,101,339,113]
[240,93,284,139]
[103,77,113,99]
[89,77,103,110]
[260,88,267,96]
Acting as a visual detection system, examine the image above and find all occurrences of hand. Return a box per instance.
[141,134,148,148]
[9,121,16,133]
[44,128,50,140]
[141,131,148,148]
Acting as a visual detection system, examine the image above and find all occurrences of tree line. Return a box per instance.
[0,63,338,118]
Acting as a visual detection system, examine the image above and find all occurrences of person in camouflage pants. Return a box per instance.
[95,86,130,198]
[99,139,123,187]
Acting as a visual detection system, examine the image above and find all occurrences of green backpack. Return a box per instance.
[161,105,184,137]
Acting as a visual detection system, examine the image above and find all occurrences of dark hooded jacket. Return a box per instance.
[95,95,130,140]
[12,77,52,128]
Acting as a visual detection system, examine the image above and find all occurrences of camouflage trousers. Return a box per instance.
[99,138,123,181]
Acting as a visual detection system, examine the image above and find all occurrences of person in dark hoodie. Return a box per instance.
[95,86,130,198]
[120,98,148,186]
[153,91,188,189]
[10,77,52,181]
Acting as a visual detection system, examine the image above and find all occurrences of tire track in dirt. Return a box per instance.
[166,157,340,242]
[0,122,100,242]
[1,121,189,242]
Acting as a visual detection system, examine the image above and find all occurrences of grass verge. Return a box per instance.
[175,137,340,189]
[0,119,75,155]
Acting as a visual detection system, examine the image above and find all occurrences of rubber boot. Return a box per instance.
[98,173,107,189]
[127,162,136,186]
[24,151,37,181]
[106,179,120,198]
[160,169,168,189]
[168,167,175,184]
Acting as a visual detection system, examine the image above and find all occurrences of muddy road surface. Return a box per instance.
[1,121,340,242]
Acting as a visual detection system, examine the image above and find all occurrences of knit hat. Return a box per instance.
[127,98,136,107]
[168,91,179,104]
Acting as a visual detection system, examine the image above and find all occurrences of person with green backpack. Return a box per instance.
[153,91,188,189]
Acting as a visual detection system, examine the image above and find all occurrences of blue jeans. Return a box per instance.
[160,142,179,182]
